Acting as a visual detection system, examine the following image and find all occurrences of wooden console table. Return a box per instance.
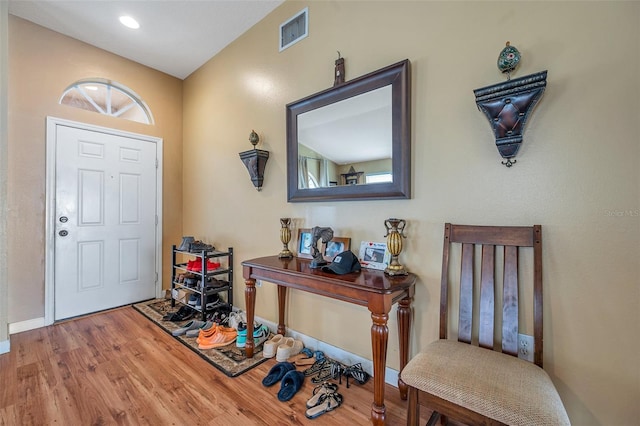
[242,255,416,425]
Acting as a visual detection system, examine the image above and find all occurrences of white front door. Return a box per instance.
[52,124,158,320]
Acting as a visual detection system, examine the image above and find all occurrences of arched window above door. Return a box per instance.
[59,79,154,125]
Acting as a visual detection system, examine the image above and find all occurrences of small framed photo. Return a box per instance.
[359,241,390,270]
[297,228,313,259]
[322,237,351,261]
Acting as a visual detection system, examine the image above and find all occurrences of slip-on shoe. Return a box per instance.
[277,370,305,402]
[262,334,284,358]
[276,337,304,362]
[172,320,206,337]
[262,362,295,387]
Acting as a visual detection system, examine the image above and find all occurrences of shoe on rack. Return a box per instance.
[172,320,206,337]
[197,326,237,349]
[195,293,220,311]
[189,241,215,253]
[187,293,199,306]
[236,323,270,349]
[276,337,304,362]
[187,259,221,273]
[177,236,195,252]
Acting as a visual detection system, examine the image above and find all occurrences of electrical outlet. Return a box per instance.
[518,333,534,362]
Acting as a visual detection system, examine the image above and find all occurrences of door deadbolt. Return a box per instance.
[58,230,68,237]
[59,216,68,223]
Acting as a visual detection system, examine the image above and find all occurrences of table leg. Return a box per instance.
[244,277,256,358]
[397,296,413,400]
[370,311,389,426]
[277,285,287,336]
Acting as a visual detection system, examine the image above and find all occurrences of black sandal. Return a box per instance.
[342,363,370,388]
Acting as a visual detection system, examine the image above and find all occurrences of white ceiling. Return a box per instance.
[8,0,284,79]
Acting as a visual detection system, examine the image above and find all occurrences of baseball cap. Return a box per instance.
[322,250,362,275]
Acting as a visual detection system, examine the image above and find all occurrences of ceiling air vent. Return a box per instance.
[279,7,308,52]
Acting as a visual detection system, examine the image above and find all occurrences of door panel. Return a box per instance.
[54,125,157,320]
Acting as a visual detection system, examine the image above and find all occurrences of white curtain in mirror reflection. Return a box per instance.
[298,156,329,189]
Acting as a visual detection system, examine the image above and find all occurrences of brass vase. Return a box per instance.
[384,218,408,276]
[278,218,293,259]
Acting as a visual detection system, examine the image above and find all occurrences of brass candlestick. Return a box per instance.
[278,218,293,258]
[384,218,408,276]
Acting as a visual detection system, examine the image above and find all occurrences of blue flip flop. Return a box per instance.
[277,370,305,402]
[262,362,295,387]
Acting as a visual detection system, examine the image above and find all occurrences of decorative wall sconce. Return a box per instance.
[474,42,547,167]
[239,130,269,190]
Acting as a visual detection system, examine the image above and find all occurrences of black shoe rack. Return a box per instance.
[170,245,233,320]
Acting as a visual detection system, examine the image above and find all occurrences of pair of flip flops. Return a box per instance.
[305,382,343,419]
[262,362,305,402]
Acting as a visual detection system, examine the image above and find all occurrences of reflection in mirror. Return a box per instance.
[287,59,411,202]
[297,86,392,189]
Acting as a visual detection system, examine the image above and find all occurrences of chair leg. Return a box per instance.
[427,411,441,426]
[407,387,419,426]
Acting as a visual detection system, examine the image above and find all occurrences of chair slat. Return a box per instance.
[502,245,519,356]
[450,225,534,247]
[459,243,473,344]
[479,245,495,349]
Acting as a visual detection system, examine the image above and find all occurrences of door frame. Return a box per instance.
[44,117,163,325]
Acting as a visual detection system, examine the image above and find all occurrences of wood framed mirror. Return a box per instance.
[286,59,411,202]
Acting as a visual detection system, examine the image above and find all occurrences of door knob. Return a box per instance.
[58,230,68,237]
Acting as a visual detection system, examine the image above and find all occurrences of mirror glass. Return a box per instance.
[287,59,411,202]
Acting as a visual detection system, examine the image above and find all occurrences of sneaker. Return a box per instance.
[187,293,199,306]
[236,324,270,349]
[185,321,213,338]
[228,311,247,330]
[198,326,237,349]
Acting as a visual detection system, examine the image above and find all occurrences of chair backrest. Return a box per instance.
[439,224,543,367]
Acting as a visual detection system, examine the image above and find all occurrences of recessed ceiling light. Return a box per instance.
[119,15,140,30]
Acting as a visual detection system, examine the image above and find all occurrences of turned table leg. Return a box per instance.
[244,277,256,358]
[370,310,389,426]
[277,285,287,336]
[397,296,413,400]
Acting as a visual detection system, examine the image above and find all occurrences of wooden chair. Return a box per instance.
[401,224,570,425]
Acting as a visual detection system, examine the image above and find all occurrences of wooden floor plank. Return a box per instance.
[0,307,432,425]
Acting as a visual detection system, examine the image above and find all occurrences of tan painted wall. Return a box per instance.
[7,16,183,322]
[183,1,639,424]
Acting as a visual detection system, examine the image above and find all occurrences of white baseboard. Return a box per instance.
[255,314,399,388]
[0,339,9,354]
[9,317,45,334]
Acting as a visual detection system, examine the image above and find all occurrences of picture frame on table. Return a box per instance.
[297,228,313,259]
[358,241,390,271]
[322,237,351,261]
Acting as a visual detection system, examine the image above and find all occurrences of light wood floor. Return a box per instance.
[0,306,432,425]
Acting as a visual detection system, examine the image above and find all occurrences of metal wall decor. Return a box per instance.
[239,130,269,190]
[334,51,345,86]
[474,42,547,167]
